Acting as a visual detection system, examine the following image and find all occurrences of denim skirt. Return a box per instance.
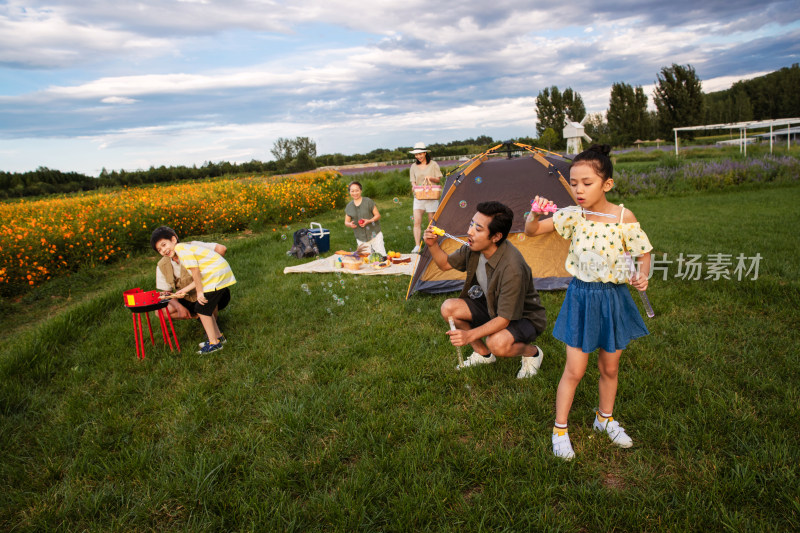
[552,278,649,353]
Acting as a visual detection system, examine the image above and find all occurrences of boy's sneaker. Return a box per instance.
[198,334,227,348]
[593,415,633,448]
[197,341,224,355]
[516,346,543,379]
[552,431,575,460]
[456,352,496,370]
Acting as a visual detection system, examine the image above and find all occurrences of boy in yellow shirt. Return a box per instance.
[150,226,236,354]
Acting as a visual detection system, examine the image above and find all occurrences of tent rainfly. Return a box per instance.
[406,143,577,299]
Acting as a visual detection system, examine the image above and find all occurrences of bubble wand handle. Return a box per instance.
[448,316,464,367]
[637,290,655,318]
[431,226,469,247]
[624,252,655,318]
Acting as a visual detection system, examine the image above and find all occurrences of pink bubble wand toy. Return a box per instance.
[530,199,617,219]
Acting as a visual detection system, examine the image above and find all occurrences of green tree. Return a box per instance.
[271,136,318,172]
[539,128,558,150]
[607,82,649,146]
[271,137,297,162]
[536,86,586,148]
[733,89,754,122]
[653,64,704,138]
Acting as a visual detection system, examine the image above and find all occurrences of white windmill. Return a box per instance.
[563,116,592,155]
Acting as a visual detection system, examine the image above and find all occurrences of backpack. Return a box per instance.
[288,229,320,259]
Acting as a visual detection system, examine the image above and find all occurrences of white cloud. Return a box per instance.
[1,1,797,173]
[101,96,138,104]
[702,71,771,93]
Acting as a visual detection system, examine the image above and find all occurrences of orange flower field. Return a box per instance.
[0,170,346,295]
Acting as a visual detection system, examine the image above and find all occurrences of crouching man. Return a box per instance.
[423,201,546,378]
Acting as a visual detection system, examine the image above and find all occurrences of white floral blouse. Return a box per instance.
[553,206,652,283]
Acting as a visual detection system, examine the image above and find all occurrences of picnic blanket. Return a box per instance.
[283,254,418,276]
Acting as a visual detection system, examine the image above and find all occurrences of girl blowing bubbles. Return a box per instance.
[525,144,652,460]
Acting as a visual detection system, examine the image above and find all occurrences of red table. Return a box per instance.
[125,300,181,359]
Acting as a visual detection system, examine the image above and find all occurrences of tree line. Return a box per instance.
[0,136,500,199]
[0,160,279,199]
[536,63,799,149]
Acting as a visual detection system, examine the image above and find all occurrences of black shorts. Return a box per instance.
[463,295,539,345]
[176,297,195,313]
[195,287,231,316]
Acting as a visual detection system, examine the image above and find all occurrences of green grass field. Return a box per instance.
[2,184,799,531]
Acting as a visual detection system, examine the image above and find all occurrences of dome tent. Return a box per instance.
[406,142,577,299]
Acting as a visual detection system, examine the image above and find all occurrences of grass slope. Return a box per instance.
[1,186,799,531]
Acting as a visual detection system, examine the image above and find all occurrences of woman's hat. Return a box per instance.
[409,142,430,154]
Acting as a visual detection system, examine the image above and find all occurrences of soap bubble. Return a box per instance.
[327,282,333,287]
[281,234,287,240]
[468,285,484,299]
[339,279,345,286]
[417,308,422,313]
[385,293,389,298]
[409,215,414,221]
[517,233,526,242]
[474,176,483,184]
[337,298,345,306]
[326,308,332,314]
[332,294,338,300]
[393,197,400,203]
[459,200,467,208]
[407,226,412,231]
[300,207,306,213]
[524,211,531,219]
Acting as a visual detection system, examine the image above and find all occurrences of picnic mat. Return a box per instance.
[283,254,418,276]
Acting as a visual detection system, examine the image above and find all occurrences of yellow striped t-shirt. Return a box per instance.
[174,242,236,292]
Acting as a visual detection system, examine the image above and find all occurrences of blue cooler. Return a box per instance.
[309,222,330,253]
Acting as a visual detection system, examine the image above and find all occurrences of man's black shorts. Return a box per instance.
[463,295,539,344]
[195,287,231,316]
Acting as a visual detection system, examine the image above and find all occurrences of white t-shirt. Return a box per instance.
[155,241,217,291]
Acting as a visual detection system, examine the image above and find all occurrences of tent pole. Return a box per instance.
[674,130,678,156]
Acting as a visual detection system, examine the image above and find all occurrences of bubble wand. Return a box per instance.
[624,251,655,318]
[448,316,464,367]
[430,226,469,247]
[530,199,617,219]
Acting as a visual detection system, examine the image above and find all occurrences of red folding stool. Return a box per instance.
[123,288,181,359]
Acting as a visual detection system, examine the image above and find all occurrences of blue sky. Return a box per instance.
[1,0,798,175]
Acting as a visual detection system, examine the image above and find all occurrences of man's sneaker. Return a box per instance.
[198,334,227,348]
[197,341,224,355]
[516,346,543,378]
[411,245,420,254]
[456,352,496,370]
[552,431,575,460]
[593,415,633,448]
